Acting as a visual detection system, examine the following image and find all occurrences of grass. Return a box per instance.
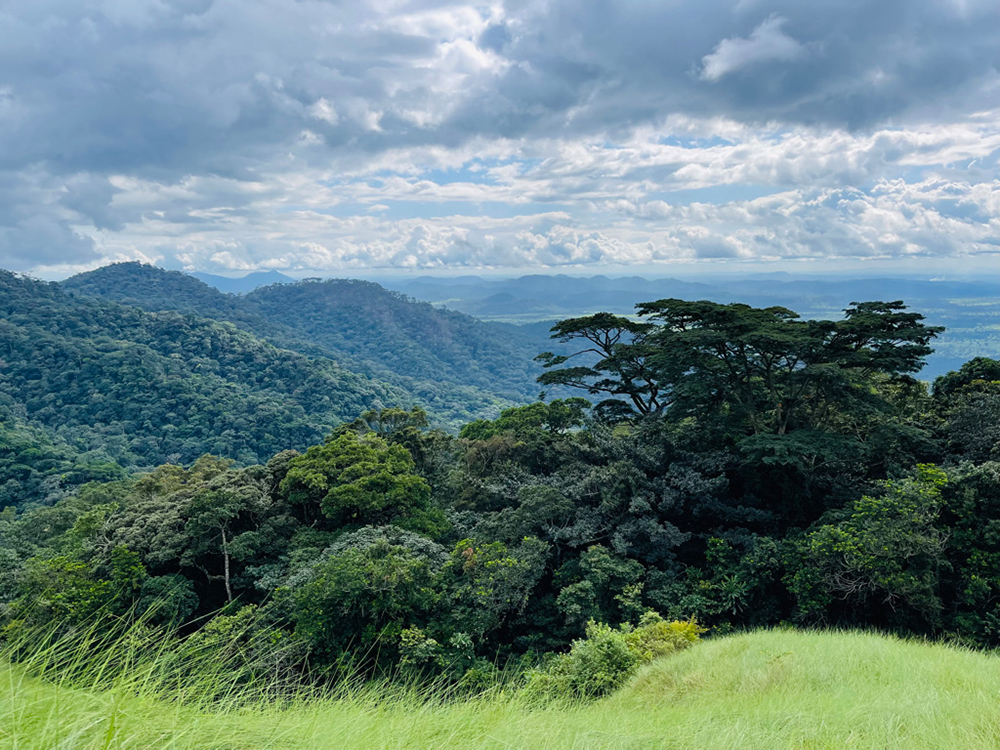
[3,627,1000,749]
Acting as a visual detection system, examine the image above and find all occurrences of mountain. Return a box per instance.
[1,270,406,469]
[62,264,556,426]
[244,278,547,404]
[66,262,242,317]
[191,270,296,293]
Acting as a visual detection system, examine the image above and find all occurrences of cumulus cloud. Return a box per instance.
[1,0,1000,274]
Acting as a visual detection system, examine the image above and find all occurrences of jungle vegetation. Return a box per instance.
[4,276,1000,700]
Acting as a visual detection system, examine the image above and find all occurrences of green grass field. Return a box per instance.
[4,628,1000,750]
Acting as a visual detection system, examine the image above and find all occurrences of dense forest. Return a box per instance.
[4,276,1000,695]
[0,270,411,472]
[63,263,554,426]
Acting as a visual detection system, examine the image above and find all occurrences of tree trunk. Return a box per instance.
[221,528,233,603]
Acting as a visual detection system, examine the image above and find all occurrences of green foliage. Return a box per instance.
[0,416,125,512]
[460,399,590,440]
[446,537,549,638]
[539,300,941,432]
[787,465,949,627]
[7,545,149,630]
[524,612,702,700]
[281,432,444,534]
[932,356,1000,400]
[63,263,563,430]
[555,545,645,631]
[624,611,704,662]
[288,536,445,666]
[0,269,406,469]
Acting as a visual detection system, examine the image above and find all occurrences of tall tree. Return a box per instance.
[540,299,941,435]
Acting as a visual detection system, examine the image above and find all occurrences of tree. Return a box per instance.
[934,359,1000,462]
[786,465,948,629]
[341,407,430,440]
[459,399,590,441]
[445,537,549,639]
[280,431,442,534]
[182,467,273,603]
[539,299,942,434]
[933,357,1000,402]
[536,314,660,418]
[289,534,446,665]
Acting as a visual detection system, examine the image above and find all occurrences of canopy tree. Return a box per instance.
[538,300,941,435]
[280,431,446,535]
[538,300,942,523]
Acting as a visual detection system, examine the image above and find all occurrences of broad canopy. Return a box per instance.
[537,299,941,436]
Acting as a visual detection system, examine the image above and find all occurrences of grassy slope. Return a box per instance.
[4,628,1000,749]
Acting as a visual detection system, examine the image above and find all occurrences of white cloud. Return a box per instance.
[308,98,339,125]
[700,16,807,82]
[4,1,1000,275]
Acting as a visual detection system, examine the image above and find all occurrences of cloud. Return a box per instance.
[2,1,1000,274]
[700,16,807,82]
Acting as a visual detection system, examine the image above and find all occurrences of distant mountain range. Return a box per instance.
[380,273,1000,321]
[191,270,296,293]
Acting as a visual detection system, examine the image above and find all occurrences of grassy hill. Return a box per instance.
[5,628,1000,749]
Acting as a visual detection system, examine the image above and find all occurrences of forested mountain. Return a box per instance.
[0,270,406,472]
[64,262,244,319]
[244,278,545,403]
[64,263,552,423]
[0,415,125,512]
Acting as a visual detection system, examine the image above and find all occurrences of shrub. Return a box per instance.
[524,612,702,700]
[625,612,704,662]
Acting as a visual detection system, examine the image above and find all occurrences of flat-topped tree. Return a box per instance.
[537,299,942,524]
[535,313,660,419]
[539,299,941,435]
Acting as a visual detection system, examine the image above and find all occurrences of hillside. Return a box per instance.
[245,278,546,402]
[63,264,553,423]
[0,270,406,472]
[4,629,999,749]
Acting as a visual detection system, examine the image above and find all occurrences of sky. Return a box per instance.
[2,0,1000,278]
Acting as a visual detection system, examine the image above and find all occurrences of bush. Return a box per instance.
[524,612,702,700]
[625,612,703,661]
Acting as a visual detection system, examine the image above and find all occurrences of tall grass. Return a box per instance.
[3,624,1000,749]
